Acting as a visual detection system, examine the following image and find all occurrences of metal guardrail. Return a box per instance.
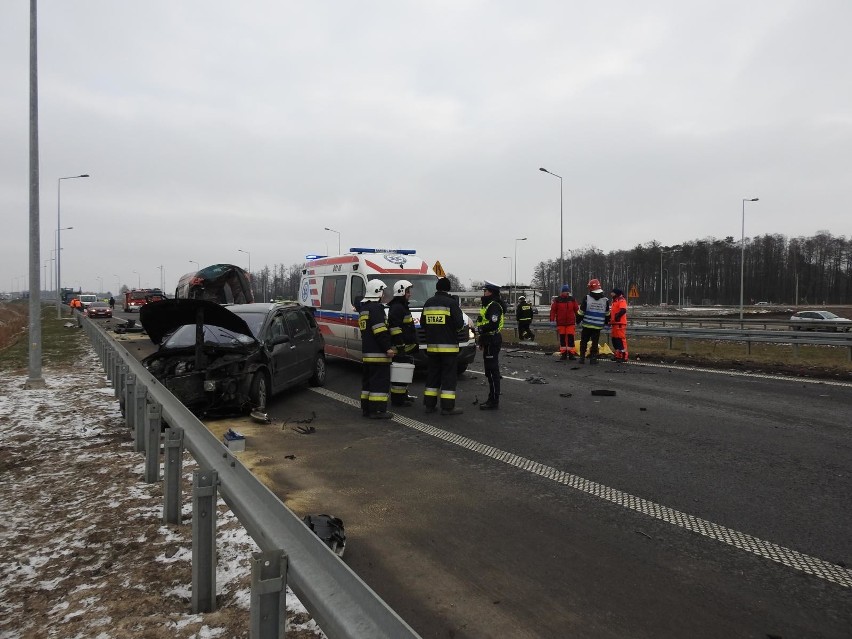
[79,312,421,639]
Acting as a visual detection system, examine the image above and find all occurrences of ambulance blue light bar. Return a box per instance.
[305,254,327,260]
[348,248,416,255]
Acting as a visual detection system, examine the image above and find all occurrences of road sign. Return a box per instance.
[433,261,446,277]
[628,284,640,299]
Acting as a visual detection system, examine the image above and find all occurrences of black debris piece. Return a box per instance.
[292,425,316,435]
[559,393,573,398]
[639,407,647,411]
[303,514,346,557]
[525,376,548,384]
[284,454,296,460]
[591,389,616,396]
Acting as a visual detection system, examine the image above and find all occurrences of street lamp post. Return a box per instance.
[513,237,527,304]
[659,249,676,306]
[678,263,688,308]
[237,249,251,273]
[133,270,141,288]
[189,260,199,270]
[739,197,759,320]
[539,168,564,288]
[56,174,89,317]
[114,274,120,294]
[323,227,341,254]
[96,276,103,294]
[502,256,512,293]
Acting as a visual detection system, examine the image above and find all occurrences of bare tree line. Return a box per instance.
[528,231,851,305]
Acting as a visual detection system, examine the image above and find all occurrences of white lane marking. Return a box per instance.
[477,350,852,388]
[310,386,852,589]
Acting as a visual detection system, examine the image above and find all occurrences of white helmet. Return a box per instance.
[393,279,413,296]
[363,279,387,301]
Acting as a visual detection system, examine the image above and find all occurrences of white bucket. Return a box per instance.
[390,362,415,384]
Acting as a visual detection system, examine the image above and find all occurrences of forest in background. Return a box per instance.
[246,231,850,306]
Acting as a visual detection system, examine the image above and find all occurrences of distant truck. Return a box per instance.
[123,288,165,312]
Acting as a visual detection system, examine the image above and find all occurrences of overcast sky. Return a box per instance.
[2,1,850,294]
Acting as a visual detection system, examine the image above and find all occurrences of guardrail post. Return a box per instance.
[145,400,162,483]
[115,362,126,399]
[251,550,288,638]
[847,346,851,363]
[124,374,136,430]
[192,470,218,614]
[163,427,185,525]
[746,340,753,355]
[134,385,147,452]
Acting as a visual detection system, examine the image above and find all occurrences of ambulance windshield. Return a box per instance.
[373,274,438,308]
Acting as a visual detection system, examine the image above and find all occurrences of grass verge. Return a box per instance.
[0,302,87,372]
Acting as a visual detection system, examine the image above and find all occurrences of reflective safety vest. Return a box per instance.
[580,294,609,330]
[477,299,504,337]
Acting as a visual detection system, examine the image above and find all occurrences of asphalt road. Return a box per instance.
[109,308,852,637]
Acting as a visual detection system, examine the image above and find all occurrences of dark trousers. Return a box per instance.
[361,363,391,415]
[482,334,502,403]
[579,326,602,358]
[518,320,534,340]
[424,352,459,411]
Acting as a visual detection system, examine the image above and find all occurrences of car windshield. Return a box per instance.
[162,324,257,349]
[90,302,108,308]
[819,312,839,319]
[230,310,266,338]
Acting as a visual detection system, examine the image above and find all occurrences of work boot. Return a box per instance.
[441,408,464,416]
[589,356,598,365]
[578,357,585,364]
[479,400,499,410]
[369,411,393,420]
[568,352,577,360]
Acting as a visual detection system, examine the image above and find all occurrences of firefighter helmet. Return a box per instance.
[393,279,413,296]
[588,278,603,293]
[363,279,387,301]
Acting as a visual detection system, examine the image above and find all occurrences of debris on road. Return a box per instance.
[303,514,346,557]
[591,389,617,396]
[525,376,548,384]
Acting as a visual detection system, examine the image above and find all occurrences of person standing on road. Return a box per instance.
[477,281,505,410]
[359,279,395,419]
[388,279,419,407]
[610,288,628,362]
[422,277,466,416]
[108,296,115,310]
[516,295,535,341]
[550,285,580,360]
[576,278,611,365]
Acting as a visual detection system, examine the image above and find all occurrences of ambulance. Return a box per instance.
[299,248,477,372]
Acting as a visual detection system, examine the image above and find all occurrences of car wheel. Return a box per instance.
[249,372,269,412]
[309,354,327,387]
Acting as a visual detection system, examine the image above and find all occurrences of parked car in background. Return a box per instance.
[140,299,326,415]
[85,301,112,319]
[789,310,852,331]
[78,294,98,308]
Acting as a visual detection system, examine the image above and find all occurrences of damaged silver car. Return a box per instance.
[140,299,326,415]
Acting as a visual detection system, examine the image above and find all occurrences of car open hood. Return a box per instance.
[140,299,254,344]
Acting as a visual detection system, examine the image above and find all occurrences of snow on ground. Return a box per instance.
[0,350,325,639]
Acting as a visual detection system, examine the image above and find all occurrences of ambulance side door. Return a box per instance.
[345,275,367,357]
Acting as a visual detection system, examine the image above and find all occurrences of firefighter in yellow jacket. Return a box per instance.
[359,279,395,419]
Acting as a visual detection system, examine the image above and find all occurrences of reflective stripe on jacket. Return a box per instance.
[360,300,393,363]
[579,294,610,330]
[422,291,465,354]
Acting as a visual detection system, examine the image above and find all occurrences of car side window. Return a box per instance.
[285,310,310,340]
[267,314,287,341]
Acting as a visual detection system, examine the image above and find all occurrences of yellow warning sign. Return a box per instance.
[628,284,640,299]
[433,261,446,277]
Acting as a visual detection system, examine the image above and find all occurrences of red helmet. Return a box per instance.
[588,278,603,293]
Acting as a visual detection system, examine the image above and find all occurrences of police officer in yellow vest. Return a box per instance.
[421,277,466,415]
[476,281,505,410]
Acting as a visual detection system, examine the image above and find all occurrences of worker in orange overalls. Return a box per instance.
[549,285,580,360]
[610,288,628,362]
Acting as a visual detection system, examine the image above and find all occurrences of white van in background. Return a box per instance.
[299,248,477,373]
[78,294,98,309]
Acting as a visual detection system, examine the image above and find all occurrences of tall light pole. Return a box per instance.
[324,227,341,254]
[96,276,103,294]
[56,174,89,316]
[133,270,140,288]
[238,248,251,273]
[659,249,676,306]
[539,168,564,290]
[502,256,512,291]
[114,274,120,294]
[678,262,688,307]
[739,197,759,320]
[513,237,527,304]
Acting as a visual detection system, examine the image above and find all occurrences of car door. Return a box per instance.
[263,311,299,393]
[283,309,314,385]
